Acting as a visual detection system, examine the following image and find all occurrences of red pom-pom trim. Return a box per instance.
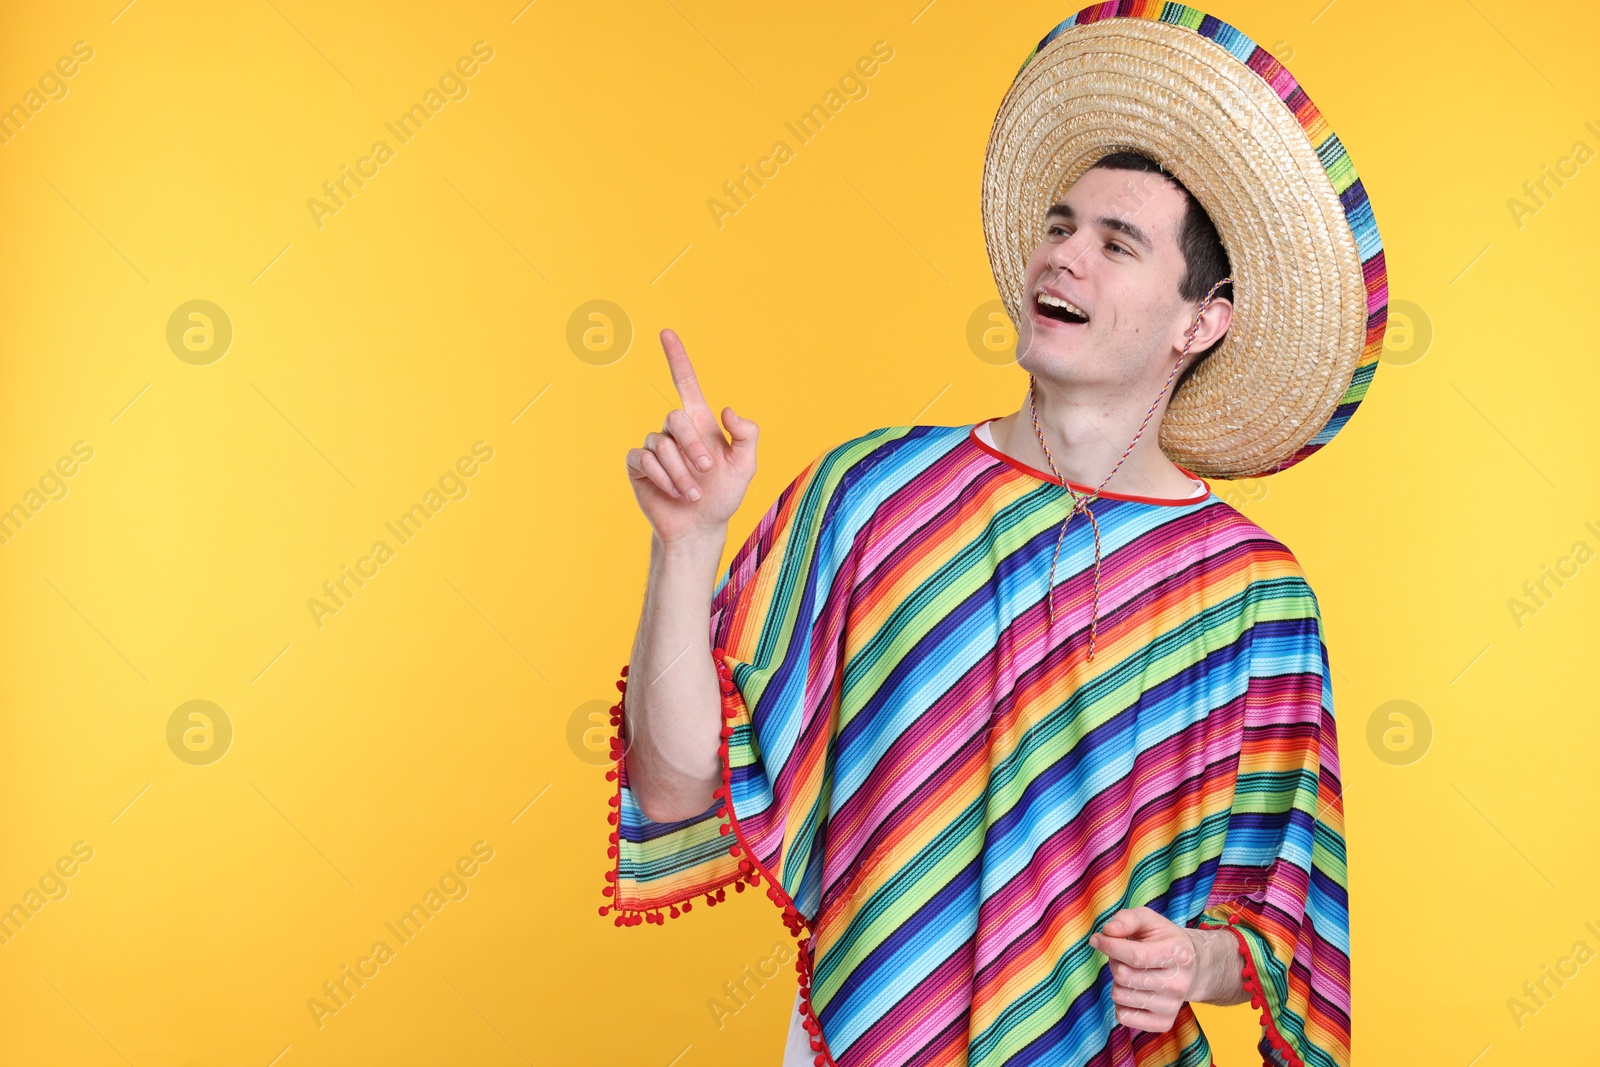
[599,651,836,1065]
[1213,915,1306,1067]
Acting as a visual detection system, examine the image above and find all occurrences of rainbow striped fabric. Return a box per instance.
[603,421,1350,1067]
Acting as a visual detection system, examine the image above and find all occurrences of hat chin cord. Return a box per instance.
[1026,275,1232,660]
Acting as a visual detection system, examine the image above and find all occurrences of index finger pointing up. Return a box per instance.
[659,328,711,416]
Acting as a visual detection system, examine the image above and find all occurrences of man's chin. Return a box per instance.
[1015,330,1080,371]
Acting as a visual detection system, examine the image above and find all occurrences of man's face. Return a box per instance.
[1017,166,1208,390]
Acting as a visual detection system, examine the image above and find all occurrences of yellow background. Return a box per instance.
[0,0,1595,1063]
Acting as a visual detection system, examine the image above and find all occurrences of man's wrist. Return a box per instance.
[1185,926,1248,1005]
[651,528,727,572]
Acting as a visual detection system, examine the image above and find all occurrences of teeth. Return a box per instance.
[1037,292,1088,319]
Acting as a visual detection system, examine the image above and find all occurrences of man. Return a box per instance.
[602,7,1385,1067]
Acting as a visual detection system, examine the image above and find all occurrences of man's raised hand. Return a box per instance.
[625,328,759,546]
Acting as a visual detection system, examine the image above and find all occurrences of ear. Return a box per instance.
[1173,295,1232,357]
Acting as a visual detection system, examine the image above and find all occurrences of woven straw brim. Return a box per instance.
[983,13,1372,479]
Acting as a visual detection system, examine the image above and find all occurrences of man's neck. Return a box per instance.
[990,388,1198,498]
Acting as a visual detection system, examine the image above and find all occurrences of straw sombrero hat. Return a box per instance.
[982,3,1388,479]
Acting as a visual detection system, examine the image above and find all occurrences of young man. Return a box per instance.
[603,7,1385,1067]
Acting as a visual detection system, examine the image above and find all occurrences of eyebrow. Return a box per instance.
[1044,201,1155,254]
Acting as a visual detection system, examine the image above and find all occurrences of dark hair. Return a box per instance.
[1085,150,1231,367]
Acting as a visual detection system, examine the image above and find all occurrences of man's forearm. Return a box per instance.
[1186,927,1249,1006]
[624,529,728,823]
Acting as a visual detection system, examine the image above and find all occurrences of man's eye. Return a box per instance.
[1047,224,1129,256]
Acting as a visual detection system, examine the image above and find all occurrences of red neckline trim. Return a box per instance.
[968,416,1210,506]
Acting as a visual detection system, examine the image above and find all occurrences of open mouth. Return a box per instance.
[1034,291,1089,326]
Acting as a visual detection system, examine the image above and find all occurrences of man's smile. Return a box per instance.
[1033,286,1091,328]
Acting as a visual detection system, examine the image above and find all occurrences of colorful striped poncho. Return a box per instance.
[601,418,1351,1067]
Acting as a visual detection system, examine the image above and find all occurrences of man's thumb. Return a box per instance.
[722,406,758,459]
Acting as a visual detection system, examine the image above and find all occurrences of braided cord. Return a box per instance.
[1028,276,1231,660]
